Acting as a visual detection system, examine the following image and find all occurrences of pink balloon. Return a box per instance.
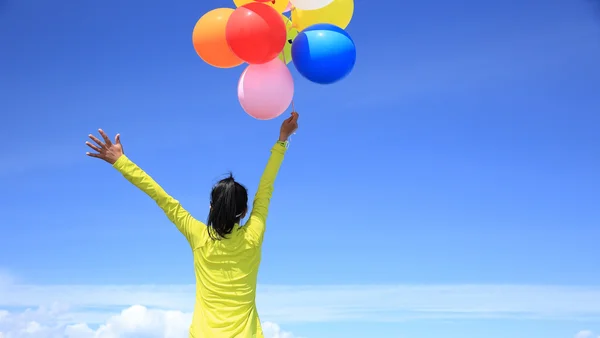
[237,58,294,120]
[283,2,293,12]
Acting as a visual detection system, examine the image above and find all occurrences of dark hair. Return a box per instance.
[207,173,248,240]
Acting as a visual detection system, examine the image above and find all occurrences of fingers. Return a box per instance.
[89,134,105,148]
[116,134,124,154]
[86,152,102,158]
[284,112,298,124]
[98,129,112,147]
[85,141,101,152]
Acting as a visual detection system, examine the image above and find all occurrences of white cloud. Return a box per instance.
[575,330,600,338]
[261,322,296,338]
[2,283,600,324]
[2,282,600,337]
[0,305,295,338]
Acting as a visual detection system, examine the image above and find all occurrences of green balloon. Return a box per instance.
[279,16,299,64]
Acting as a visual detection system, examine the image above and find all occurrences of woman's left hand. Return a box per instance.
[85,129,124,164]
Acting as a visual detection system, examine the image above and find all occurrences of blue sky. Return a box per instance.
[1,0,600,337]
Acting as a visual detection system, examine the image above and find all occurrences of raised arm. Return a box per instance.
[245,113,298,244]
[112,155,204,246]
[85,129,205,248]
[244,142,286,242]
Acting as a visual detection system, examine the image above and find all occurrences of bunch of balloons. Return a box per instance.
[192,0,356,120]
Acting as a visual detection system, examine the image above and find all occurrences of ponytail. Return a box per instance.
[207,174,248,240]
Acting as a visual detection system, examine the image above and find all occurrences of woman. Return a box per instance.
[85,112,299,338]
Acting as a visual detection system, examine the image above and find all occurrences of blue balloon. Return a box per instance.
[291,23,356,85]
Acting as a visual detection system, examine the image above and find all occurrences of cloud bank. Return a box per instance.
[575,330,600,338]
[2,283,600,324]
[1,282,599,337]
[0,305,295,338]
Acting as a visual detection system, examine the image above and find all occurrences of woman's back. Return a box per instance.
[191,224,265,337]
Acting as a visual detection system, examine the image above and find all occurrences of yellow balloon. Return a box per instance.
[279,16,299,64]
[233,0,290,13]
[291,0,353,31]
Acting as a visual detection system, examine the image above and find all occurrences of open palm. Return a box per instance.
[85,129,124,164]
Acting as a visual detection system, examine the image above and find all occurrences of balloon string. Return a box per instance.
[282,14,296,147]
[282,51,296,147]
[281,41,296,114]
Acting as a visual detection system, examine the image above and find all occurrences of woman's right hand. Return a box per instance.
[86,129,124,164]
[279,112,299,142]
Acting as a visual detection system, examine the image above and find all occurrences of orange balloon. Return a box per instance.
[192,8,243,68]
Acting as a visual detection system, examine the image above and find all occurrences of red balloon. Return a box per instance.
[226,3,287,64]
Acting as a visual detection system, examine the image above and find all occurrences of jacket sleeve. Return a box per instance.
[245,142,287,245]
[112,155,206,248]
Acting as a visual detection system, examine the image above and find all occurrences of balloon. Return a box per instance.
[192,8,243,68]
[291,0,353,31]
[290,0,333,10]
[278,16,298,64]
[283,2,294,12]
[238,58,294,120]
[233,0,290,13]
[291,23,356,84]
[226,3,287,64]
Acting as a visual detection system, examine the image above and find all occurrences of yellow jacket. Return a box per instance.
[112,142,287,337]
